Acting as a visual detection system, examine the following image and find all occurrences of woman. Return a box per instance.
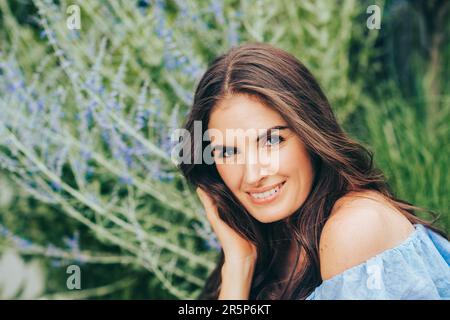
[177,42,450,299]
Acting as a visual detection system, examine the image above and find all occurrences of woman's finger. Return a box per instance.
[196,187,221,226]
[196,187,235,241]
[196,187,257,261]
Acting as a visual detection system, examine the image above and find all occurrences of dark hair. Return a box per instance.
[178,42,447,299]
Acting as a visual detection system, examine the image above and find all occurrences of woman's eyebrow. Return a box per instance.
[211,125,289,151]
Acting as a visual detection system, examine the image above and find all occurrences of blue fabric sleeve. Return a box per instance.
[306,224,450,300]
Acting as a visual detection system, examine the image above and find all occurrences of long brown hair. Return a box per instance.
[177,42,447,299]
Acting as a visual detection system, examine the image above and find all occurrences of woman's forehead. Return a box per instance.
[208,94,287,133]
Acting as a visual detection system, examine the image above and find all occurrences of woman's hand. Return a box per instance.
[196,187,257,265]
[196,186,256,299]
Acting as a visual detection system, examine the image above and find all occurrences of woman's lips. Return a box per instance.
[247,181,286,205]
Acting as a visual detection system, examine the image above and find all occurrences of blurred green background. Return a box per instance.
[0,0,448,299]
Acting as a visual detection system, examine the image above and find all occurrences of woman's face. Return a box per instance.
[207,94,315,223]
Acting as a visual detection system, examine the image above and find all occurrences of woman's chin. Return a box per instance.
[251,211,289,224]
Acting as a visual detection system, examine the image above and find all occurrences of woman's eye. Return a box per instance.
[219,147,236,158]
[265,134,284,147]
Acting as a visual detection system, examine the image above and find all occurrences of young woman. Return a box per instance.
[178,42,450,299]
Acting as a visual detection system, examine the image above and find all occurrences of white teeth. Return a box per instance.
[250,184,282,199]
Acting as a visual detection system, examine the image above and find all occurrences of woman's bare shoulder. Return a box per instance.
[318,190,415,281]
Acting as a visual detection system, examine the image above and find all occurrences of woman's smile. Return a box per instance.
[246,180,287,205]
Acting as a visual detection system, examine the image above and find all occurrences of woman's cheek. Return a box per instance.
[216,163,242,191]
[270,146,291,176]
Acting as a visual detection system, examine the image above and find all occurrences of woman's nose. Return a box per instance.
[243,161,262,186]
[242,147,279,185]
[242,147,267,185]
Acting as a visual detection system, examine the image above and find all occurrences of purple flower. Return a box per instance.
[228,19,240,46]
[15,238,33,249]
[123,147,134,168]
[119,175,133,185]
[81,149,92,161]
[50,180,62,191]
[64,231,80,253]
[0,225,34,249]
[45,244,59,256]
[0,224,11,237]
[210,0,225,25]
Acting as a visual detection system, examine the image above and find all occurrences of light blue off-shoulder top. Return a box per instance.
[306,223,450,299]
